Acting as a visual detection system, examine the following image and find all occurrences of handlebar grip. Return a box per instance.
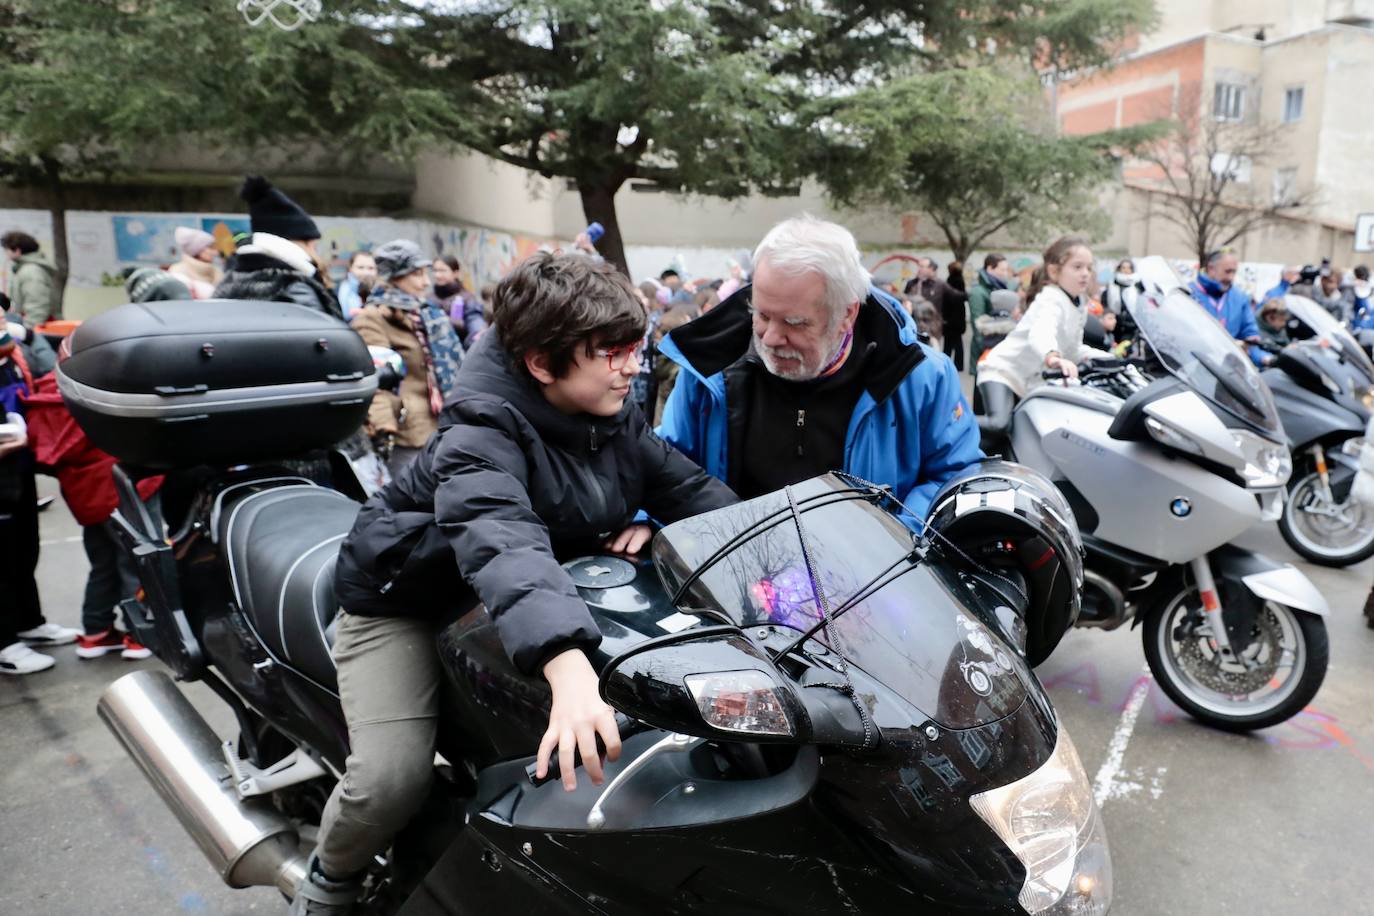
[525,712,642,788]
[1041,368,1066,381]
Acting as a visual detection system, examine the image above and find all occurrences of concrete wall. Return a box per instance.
[1143,0,1339,51]
[1311,28,1374,225]
[1138,0,1216,53]
[1257,31,1330,217]
[0,206,561,318]
[413,150,559,239]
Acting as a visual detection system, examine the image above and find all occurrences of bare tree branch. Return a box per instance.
[1133,94,1320,262]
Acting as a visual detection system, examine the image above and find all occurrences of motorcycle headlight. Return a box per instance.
[1231,429,1292,488]
[970,728,1112,915]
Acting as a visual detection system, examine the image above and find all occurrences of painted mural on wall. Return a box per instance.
[0,208,560,304]
[0,206,1292,311]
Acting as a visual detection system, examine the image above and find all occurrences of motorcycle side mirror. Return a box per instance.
[599,626,815,745]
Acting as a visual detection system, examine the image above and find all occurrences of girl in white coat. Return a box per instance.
[975,237,1113,449]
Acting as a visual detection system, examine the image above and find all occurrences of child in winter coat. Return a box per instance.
[975,237,1115,450]
[19,372,162,660]
[0,328,80,675]
[294,252,738,915]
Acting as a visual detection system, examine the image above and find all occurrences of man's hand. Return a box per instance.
[536,649,622,791]
[573,232,597,255]
[604,523,652,556]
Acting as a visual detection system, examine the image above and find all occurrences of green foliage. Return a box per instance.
[0,0,458,174]
[821,66,1162,260]
[0,0,1158,269]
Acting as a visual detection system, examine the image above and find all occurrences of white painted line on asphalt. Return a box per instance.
[39,535,83,546]
[1093,664,1153,807]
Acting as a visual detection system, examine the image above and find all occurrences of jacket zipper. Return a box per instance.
[589,424,599,452]
[796,408,806,457]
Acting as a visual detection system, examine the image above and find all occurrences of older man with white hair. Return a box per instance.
[657,214,983,524]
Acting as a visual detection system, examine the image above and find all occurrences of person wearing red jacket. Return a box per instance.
[21,373,160,659]
[1,332,82,674]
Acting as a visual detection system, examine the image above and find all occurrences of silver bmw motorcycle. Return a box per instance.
[990,258,1329,731]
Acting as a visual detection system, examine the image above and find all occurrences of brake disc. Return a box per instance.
[1175,606,1283,695]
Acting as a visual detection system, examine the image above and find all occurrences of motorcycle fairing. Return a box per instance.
[1260,364,1365,450]
[1019,395,1262,563]
[396,696,1056,916]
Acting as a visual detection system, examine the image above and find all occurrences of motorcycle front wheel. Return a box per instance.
[1278,461,1374,567]
[1141,586,1328,732]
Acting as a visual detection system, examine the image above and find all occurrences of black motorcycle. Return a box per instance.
[1263,295,1374,566]
[62,300,1110,916]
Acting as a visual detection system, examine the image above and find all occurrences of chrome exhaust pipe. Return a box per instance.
[1080,570,1129,630]
[97,670,308,896]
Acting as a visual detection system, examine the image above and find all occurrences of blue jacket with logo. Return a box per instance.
[656,285,984,526]
[1188,277,1267,368]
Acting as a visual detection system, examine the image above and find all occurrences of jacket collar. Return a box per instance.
[977,268,1008,292]
[1194,272,1228,300]
[662,283,924,404]
[1039,284,1084,309]
[236,232,316,277]
[443,330,631,453]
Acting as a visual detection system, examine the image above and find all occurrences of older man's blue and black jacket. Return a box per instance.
[656,284,984,526]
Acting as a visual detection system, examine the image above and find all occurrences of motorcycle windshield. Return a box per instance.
[1282,294,1374,386]
[1128,257,1282,435]
[653,475,1031,730]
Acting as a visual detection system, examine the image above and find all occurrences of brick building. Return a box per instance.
[1057,0,1374,265]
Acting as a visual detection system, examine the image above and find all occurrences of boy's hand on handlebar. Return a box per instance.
[537,649,622,792]
[604,523,652,556]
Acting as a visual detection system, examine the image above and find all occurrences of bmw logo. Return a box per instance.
[1170,498,1192,518]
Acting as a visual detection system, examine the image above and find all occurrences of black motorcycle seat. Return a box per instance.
[220,485,359,691]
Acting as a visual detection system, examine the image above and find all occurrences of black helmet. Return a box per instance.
[925,460,1083,666]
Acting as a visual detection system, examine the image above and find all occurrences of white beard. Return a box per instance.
[755,324,850,382]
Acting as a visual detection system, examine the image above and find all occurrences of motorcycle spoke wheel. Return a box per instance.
[1143,588,1328,732]
[1279,470,1374,566]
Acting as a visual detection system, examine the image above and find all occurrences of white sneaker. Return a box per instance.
[16,622,81,646]
[0,642,56,675]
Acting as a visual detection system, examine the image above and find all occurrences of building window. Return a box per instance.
[1211,152,1252,184]
[1214,82,1246,121]
[1273,167,1298,205]
[1283,87,1304,123]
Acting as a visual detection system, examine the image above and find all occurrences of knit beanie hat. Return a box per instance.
[372,239,432,281]
[239,175,320,241]
[175,226,216,258]
[125,268,192,303]
[989,289,1021,314]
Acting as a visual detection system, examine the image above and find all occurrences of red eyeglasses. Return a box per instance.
[593,341,646,371]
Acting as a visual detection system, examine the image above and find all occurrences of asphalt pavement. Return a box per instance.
[3,475,1373,916]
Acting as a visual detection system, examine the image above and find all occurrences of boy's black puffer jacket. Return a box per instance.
[333,330,737,676]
